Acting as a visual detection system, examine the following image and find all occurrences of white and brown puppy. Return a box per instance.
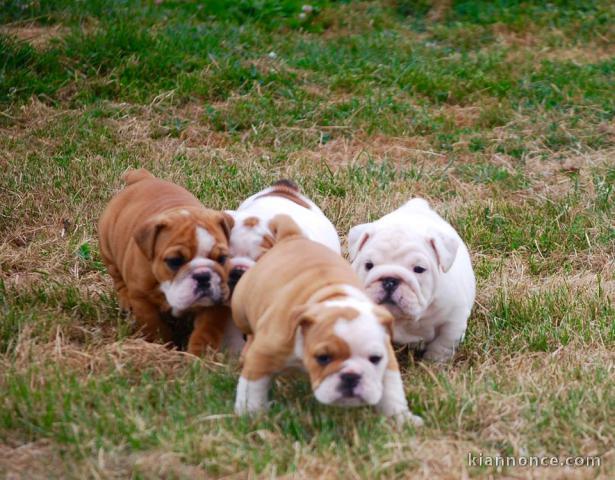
[98,169,235,356]
[348,198,475,362]
[232,214,423,426]
[226,180,341,290]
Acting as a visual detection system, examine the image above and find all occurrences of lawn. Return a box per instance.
[0,0,613,478]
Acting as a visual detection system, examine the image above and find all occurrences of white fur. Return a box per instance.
[196,227,215,255]
[376,370,423,427]
[222,319,246,354]
[235,375,271,415]
[159,227,224,315]
[227,186,341,270]
[348,198,475,362]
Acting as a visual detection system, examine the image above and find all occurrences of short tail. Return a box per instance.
[122,168,155,185]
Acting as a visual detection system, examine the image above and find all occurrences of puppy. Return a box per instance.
[98,169,235,356]
[226,180,341,290]
[232,214,423,426]
[348,198,475,362]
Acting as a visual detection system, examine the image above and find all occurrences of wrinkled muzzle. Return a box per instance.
[365,265,427,319]
[313,359,384,407]
[161,263,228,315]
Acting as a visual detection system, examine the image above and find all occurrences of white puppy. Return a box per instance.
[348,198,475,362]
[226,180,341,289]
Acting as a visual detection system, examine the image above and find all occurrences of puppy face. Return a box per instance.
[226,211,275,290]
[299,300,393,407]
[135,208,233,315]
[349,225,458,320]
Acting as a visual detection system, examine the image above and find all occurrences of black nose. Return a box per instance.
[193,271,211,287]
[340,372,361,391]
[381,277,399,293]
[228,268,245,287]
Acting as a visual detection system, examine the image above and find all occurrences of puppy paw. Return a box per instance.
[234,376,271,416]
[422,347,454,363]
[391,409,424,428]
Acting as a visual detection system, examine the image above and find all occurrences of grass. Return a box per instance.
[1,0,614,478]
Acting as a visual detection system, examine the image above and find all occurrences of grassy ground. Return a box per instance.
[1,0,613,478]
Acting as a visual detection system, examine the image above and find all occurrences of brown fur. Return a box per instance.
[98,169,234,355]
[243,216,259,227]
[254,186,311,209]
[272,179,299,191]
[301,307,357,388]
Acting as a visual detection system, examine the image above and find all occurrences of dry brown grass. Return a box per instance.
[0,23,67,49]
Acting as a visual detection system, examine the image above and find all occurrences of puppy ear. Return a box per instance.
[134,216,168,261]
[268,214,302,242]
[374,305,394,339]
[429,230,459,273]
[219,211,235,242]
[347,223,371,261]
[289,304,317,339]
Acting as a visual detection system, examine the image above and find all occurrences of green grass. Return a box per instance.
[1,0,614,478]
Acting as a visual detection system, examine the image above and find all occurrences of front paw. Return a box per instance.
[234,398,269,416]
[391,409,424,428]
[423,346,455,363]
[234,376,270,416]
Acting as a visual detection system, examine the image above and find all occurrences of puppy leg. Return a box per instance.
[423,315,467,363]
[239,334,254,367]
[129,295,174,344]
[234,339,283,415]
[376,342,423,427]
[102,258,131,312]
[187,306,229,356]
[235,375,272,415]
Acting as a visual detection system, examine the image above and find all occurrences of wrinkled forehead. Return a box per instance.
[332,311,387,355]
[368,227,429,259]
[231,215,265,238]
[229,215,271,255]
[308,305,387,355]
[308,306,359,337]
[158,216,224,257]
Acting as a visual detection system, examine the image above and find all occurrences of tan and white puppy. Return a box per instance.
[348,198,475,362]
[226,180,341,290]
[232,214,422,426]
[98,169,235,356]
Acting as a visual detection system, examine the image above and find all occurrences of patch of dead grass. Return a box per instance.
[0,326,233,392]
[0,24,67,49]
[0,439,67,480]
[476,252,614,303]
[293,133,445,168]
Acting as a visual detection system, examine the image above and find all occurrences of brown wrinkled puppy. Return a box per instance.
[98,169,234,355]
[232,214,423,426]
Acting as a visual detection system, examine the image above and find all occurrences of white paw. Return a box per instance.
[234,376,271,416]
[392,409,424,427]
[423,347,454,363]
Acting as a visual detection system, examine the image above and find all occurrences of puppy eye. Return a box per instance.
[165,256,185,271]
[365,261,374,271]
[315,354,332,366]
[368,355,382,365]
[217,255,227,265]
[413,266,426,274]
